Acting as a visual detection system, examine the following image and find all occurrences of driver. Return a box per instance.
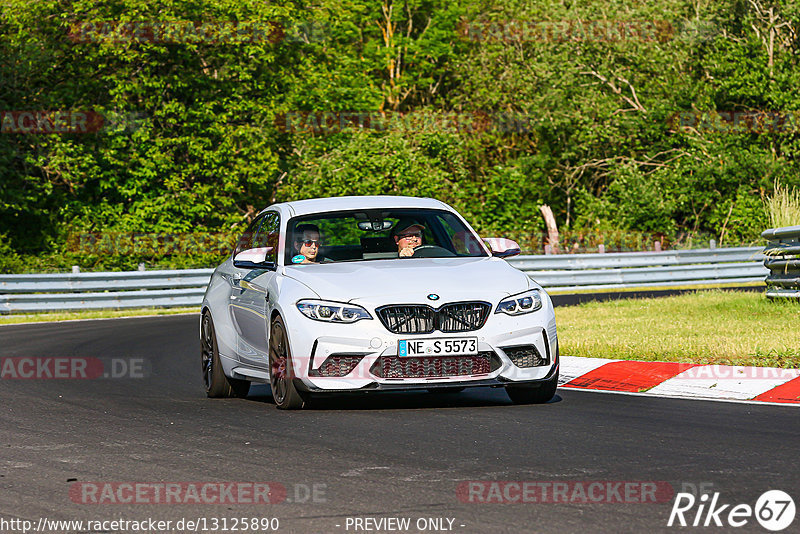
[392,219,425,258]
[292,224,322,263]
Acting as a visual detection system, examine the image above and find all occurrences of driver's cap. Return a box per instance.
[392,218,426,236]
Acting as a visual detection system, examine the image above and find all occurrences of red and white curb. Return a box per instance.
[559,356,800,405]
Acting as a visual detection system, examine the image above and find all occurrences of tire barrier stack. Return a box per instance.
[762,225,800,299]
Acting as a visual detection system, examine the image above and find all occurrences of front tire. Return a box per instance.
[268,315,307,410]
[201,312,250,398]
[505,370,558,404]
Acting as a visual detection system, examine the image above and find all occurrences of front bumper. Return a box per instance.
[283,301,559,391]
[295,363,560,394]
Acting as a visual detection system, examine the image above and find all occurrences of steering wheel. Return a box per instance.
[411,245,457,258]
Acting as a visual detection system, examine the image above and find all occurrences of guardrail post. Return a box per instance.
[72,266,80,274]
[598,244,605,254]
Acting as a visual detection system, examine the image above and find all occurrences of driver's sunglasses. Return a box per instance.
[398,232,422,240]
[298,239,320,247]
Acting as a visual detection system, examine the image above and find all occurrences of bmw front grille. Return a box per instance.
[376,301,491,334]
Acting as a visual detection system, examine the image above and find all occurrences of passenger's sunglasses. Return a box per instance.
[297,239,320,247]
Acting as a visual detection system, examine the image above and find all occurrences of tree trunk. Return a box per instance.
[539,205,560,254]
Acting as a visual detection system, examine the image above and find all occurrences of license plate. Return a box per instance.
[398,337,478,357]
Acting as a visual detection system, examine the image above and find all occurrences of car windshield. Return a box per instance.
[285,208,488,265]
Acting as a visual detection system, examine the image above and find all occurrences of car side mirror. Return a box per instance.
[483,238,521,258]
[233,247,276,269]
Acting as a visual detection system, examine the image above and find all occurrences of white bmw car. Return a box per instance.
[200,196,558,409]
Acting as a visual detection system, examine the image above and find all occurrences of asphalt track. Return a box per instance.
[1,314,798,534]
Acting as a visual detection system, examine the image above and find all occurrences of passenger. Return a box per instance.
[292,224,322,264]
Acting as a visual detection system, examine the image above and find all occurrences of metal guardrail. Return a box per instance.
[508,246,766,292]
[0,269,214,313]
[0,269,214,294]
[0,247,768,313]
[762,225,800,299]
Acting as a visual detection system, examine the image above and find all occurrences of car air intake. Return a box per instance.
[309,354,366,377]
[376,301,491,334]
[503,345,548,368]
[370,352,496,379]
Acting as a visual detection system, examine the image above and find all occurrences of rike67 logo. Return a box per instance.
[668,490,795,531]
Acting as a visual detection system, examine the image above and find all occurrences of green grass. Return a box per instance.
[547,281,764,295]
[556,290,800,368]
[765,181,800,228]
[0,307,199,325]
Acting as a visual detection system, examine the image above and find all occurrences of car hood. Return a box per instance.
[283,257,531,306]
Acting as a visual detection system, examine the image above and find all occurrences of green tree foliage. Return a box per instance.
[1,0,292,261]
[1,0,799,271]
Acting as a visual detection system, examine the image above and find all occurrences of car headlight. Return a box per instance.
[296,300,372,323]
[495,290,542,315]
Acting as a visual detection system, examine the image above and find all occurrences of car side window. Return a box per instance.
[436,213,485,255]
[234,214,265,257]
[253,212,279,264]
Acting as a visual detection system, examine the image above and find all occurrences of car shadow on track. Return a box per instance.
[244,384,563,410]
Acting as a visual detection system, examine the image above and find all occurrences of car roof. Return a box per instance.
[267,195,451,218]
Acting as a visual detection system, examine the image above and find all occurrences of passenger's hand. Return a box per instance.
[399,246,415,257]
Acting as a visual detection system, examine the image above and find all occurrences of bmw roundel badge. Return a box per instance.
[427,293,440,301]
